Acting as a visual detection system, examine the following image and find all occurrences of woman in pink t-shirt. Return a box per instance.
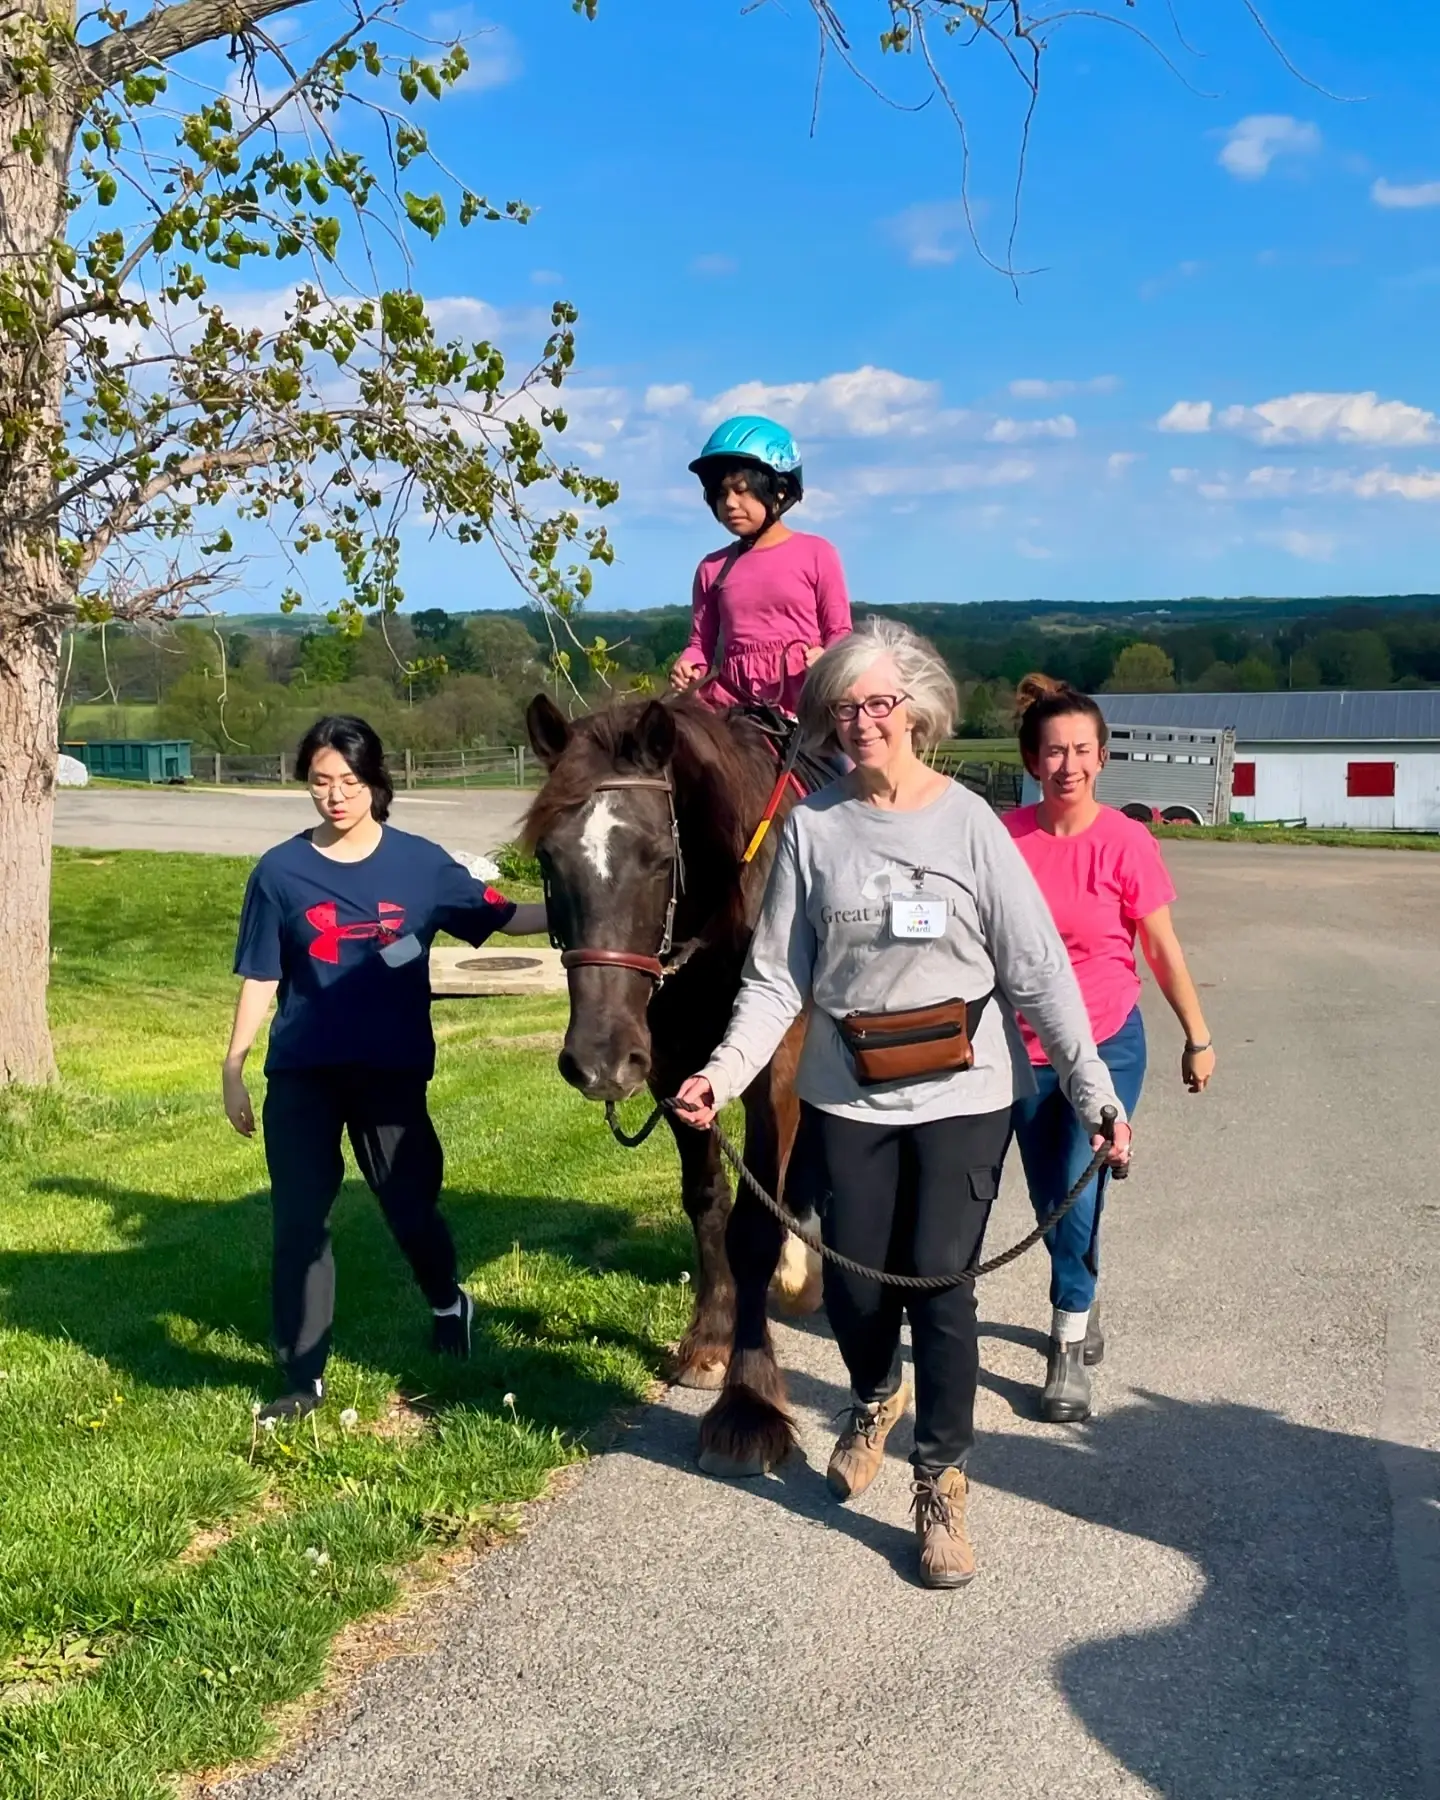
[669,415,851,715]
[1005,674,1215,1424]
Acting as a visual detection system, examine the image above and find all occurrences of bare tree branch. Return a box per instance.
[78,0,312,95]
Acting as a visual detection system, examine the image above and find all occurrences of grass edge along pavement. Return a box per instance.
[0,849,695,1800]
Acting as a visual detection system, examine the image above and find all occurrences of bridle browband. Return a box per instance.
[550,775,686,988]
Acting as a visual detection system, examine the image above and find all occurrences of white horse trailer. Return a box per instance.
[1021,722,1236,825]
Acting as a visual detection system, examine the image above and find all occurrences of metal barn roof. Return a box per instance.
[1096,690,1440,742]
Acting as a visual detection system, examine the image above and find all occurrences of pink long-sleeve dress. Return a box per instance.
[683,532,851,714]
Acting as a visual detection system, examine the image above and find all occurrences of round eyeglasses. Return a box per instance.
[829,693,910,724]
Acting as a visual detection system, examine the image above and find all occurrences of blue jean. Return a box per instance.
[1011,1006,1147,1315]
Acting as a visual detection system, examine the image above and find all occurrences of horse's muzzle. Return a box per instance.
[557,1043,652,1103]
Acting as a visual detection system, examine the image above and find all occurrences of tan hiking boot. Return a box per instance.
[826,1381,910,1500]
[911,1467,976,1589]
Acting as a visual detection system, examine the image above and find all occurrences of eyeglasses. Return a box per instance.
[308,776,366,797]
[829,693,910,724]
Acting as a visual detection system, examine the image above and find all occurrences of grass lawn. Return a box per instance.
[0,851,693,1799]
[1154,823,1440,851]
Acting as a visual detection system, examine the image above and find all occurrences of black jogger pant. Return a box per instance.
[262,1066,460,1386]
[809,1102,1012,1475]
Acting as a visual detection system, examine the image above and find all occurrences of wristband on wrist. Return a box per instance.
[1184,1039,1213,1054]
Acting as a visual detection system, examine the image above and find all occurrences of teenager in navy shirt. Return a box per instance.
[223,714,546,1420]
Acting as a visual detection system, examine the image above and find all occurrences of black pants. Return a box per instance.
[810,1102,1012,1475]
[262,1067,459,1386]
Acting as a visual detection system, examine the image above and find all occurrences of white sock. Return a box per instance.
[1053,1307,1089,1345]
[432,1295,465,1318]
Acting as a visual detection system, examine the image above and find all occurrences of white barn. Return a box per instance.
[1096,691,1440,832]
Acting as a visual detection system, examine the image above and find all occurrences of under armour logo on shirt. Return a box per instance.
[305,900,406,964]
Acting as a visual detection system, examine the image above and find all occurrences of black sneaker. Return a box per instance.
[431,1290,474,1358]
[258,1378,324,1422]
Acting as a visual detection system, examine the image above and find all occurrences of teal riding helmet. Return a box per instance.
[689,415,804,509]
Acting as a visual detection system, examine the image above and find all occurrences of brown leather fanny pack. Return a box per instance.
[837,994,992,1087]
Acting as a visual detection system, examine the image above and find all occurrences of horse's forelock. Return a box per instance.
[522,697,765,863]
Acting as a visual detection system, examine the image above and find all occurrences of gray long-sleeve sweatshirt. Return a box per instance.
[701,779,1124,1128]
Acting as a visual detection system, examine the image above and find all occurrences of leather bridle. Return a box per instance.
[547,775,686,988]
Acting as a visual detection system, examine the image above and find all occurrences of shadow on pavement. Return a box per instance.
[977,1388,1431,1799]
[638,1333,1431,1798]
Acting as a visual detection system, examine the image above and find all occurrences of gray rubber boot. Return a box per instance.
[1040,1339,1093,1423]
[1083,1301,1105,1368]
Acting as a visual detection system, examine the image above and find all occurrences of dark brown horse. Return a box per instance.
[523,691,819,1476]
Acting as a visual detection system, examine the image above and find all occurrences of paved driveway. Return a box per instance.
[218,842,1440,1800]
[54,785,532,860]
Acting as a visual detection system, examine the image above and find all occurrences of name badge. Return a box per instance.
[889,896,947,940]
[379,933,423,968]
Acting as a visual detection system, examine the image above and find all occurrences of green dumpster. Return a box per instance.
[68,740,193,783]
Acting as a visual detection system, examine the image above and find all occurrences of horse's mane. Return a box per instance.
[523,697,778,941]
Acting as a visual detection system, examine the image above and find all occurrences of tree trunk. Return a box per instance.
[0,623,60,1083]
[0,1,77,1084]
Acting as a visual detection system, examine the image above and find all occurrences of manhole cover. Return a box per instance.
[455,956,543,974]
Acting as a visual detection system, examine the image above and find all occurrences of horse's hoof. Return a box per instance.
[673,1356,729,1391]
[697,1446,774,1479]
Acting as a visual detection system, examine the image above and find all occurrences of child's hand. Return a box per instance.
[803,643,824,668]
[670,656,704,692]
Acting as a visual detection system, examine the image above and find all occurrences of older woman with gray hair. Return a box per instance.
[675,617,1131,1590]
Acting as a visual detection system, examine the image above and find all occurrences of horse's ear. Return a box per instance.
[526,694,572,768]
[634,699,678,772]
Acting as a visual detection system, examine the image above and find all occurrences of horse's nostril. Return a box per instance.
[557,1047,587,1091]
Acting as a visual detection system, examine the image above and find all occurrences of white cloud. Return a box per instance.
[1217,391,1438,447]
[1106,451,1140,477]
[643,382,694,414]
[848,459,1034,498]
[705,366,961,440]
[1218,114,1321,180]
[1372,177,1440,210]
[884,200,972,268]
[1015,537,1054,560]
[1169,467,1199,484]
[426,295,552,344]
[1158,401,1213,434]
[1343,465,1440,501]
[690,253,738,278]
[1265,528,1336,561]
[530,269,564,286]
[986,414,1077,443]
[1008,376,1119,400]
[1173,463,1440,506]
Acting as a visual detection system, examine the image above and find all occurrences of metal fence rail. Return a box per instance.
[185,746,532,787]
[926,743,1024,811]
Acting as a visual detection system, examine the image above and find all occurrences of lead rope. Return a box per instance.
[624,1098,1124,1291]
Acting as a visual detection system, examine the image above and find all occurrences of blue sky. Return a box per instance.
[199,0,1440,612]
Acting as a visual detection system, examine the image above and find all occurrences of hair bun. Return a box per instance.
[1014,671,1067,716]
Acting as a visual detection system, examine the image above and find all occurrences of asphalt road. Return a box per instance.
[217,842,1440,1800]
[53,785,533,860]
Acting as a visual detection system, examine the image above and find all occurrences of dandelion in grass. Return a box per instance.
[502,1392,521,1431]
[304,1546,330,1568]
[679,1271,691,1285]
[261,1416,278,1434]
[339,1407,359,1430]
[251,1401,262,1417]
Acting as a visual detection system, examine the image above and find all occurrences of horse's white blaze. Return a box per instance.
[579,793,623,881]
